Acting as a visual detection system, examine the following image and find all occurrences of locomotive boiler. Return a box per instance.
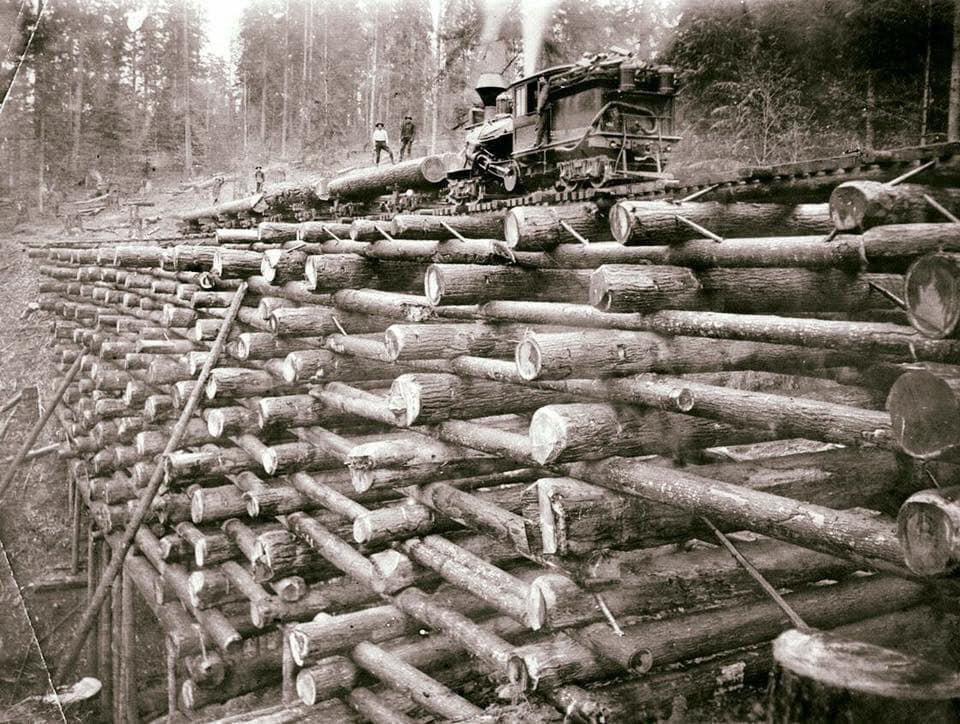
[446,51,680,202]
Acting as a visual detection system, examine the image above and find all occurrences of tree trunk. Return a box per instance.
[609,200,831,245]
[182,2,192,178]
[769,628,960,724]
[830,181,960,232]
[504,203,610,249]
[539,375,891,451]
[921,0,933,144]
[589,264,899,314]
[567,456,907,573]
[536,446,910,556]
[950,0,960,141]
[281,0,289,158]
[390,213,505,240]
[515,329,855,380]
[327,156,447,200]
[425,264,592,305]
[72,48,84,178]
[865,70,876,149]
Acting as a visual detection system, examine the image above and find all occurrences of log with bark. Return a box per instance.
[389,213,505,240]
[477,302,960,362]
[589,264,899,314]
[504,203,611,250]
[510,574,924,689]
[830,180,960,231]
[886,369,960,460]
[534,446,915,556]
[609,200,831,245]
[327,156,448,201]
[514,329,856,380]
[566,456,908,574]
[424,264,592,305]
[305,255,424,294]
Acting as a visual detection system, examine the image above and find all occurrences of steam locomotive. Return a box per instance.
[446,51,680,202]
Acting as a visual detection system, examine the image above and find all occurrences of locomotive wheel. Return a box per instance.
[589,165,612,189]
[502,162,521,193]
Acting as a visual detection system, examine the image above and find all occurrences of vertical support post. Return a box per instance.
[281,624,296,705]
[121,560,139,723]
[86,529,100,676]
[70,486,82,575]
[97,540,113,723]
[166,638,178,723]
[112,568,123,722]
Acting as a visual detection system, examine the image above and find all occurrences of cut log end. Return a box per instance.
[528,408,569,465]
[886,370,960,460]
[504,210,522,248]
[904,253,960,339]
[897,487,960,576]
[424,266,444,306]
[515,337,543,381]
[770,628,960,722]
[296,668,318,706]
[190,494,204,524]
[609,203,632,244]
[289,630,310,667]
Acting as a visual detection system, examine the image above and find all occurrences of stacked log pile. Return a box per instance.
[29,178,960,722]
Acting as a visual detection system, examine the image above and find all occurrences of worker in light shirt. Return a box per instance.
[372,122,395,165]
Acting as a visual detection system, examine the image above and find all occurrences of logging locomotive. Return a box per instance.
[446,51,680,202]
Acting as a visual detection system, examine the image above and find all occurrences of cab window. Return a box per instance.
[514,87,527,116]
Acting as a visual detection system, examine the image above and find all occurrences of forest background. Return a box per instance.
[1,0,959,207]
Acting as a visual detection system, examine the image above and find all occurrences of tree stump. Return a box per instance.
[769,628,960,723]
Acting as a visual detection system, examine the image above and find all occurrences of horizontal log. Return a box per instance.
[609,200,831,245]
[536,376,891,451]
[475,302,960,362]
[589,264,899,314]
[389,213,504,240]
[568,456,908,574]
[425,264,592,305]
[515,329,856,380]
[327,156,448,201]
[504,203,610,250]
[830,180,960,231]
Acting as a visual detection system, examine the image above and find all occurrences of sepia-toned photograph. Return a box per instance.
[0,0,959,721]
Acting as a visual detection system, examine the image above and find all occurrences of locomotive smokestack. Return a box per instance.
[475,73,507,121]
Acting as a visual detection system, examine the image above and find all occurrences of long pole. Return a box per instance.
[55,282,248,683]
[0,352,82,500]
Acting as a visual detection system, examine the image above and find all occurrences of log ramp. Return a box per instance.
[29,176,960,723]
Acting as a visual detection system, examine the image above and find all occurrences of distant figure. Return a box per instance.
[535,76,551,146]
[399,115,416,160]
[254,165,265,193]
[372,122,394,165]
[211,177,225,204]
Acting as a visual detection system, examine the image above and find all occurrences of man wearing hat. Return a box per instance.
[254,165,265,193]
[399,115,416,160]
[372,122,394,165]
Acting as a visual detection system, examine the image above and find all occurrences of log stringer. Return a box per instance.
[322,225,342,241]
[672,183,719,205]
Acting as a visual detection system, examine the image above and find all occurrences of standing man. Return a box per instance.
[372,122,394,165]
[254,165,265,193]
[211,177,225,204]
[399,115,416,160]
[535,75,551,146]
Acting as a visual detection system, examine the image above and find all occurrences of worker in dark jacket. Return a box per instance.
[535,76,551,146]
[254,166,265,193]
[399,115,416,160]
